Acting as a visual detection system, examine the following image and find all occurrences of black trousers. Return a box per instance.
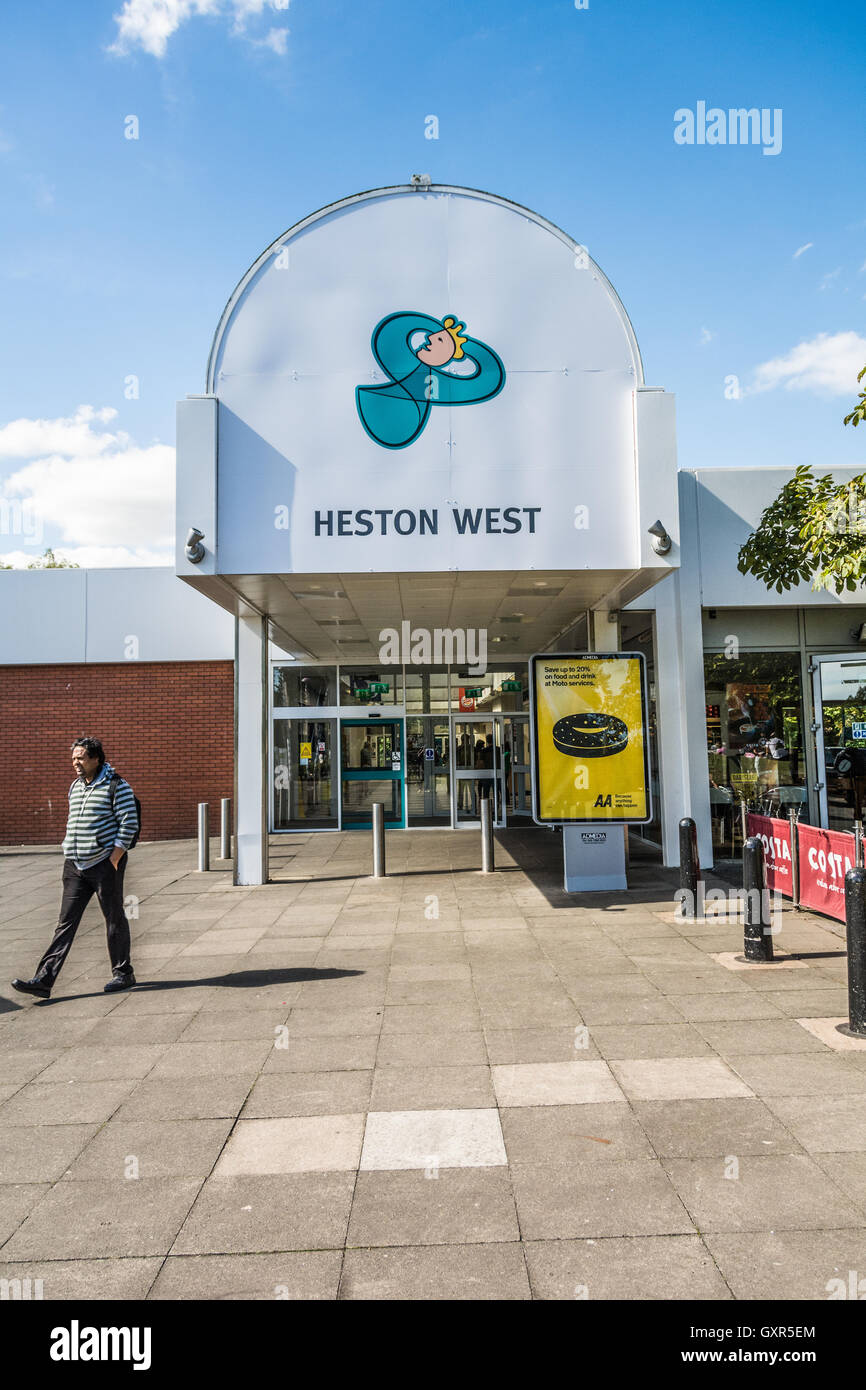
[35,856,133,985]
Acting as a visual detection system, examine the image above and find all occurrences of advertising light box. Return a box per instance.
[530,652,652,824]
[208,187,644,576]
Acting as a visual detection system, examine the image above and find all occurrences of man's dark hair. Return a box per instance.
[71,736,105,768]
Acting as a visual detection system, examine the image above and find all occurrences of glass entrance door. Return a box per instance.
[454,719,502,826]
[406,717,450,825]
[340,719,405,828]
[812,656,866,832]
[499,716,532,823]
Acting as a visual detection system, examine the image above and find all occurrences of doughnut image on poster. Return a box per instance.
[530,653,651,824]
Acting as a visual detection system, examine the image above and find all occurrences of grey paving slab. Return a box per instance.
[500,1103,655,1165]
[149,1250,343,1300]
[37,1044,169,1083]
[663,1154,865,1232]
[763,1095,866,1154]
[589,1024,713,1060]
[0,1079,136,1127]
[215,1114,365,1175]
[144,1039,273,1080]
[243,1070,373,1118]
[525,1235,732,1300]
[510,1159,694,1240]
[347,1168,520,1246]
[483,1027,600,1064]
[667,993,785,1022]
[813,1153,866,1215]
[340,1242,531,1300]
[633,1098,801,1159]
[287,1005,384,1037]
[62,1119,234,1180]
[704,1229,866,1300]
[0,1123,99,1183]
[375,1031,488,1068]
[369,1065,495,1112]
[610,1058,753,1102]
[172,1173,356,1253]
[262,1033,379,1073]
[114,1077,254,1122]
[0,1257,161,1300]
[0,1184,52,1245]
[727,1054,866,1096]
[2,1178,203,1259]
[694,1018,830,1057]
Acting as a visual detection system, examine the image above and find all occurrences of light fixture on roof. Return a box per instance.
[411,173,432,190]
[647,520,672,555]
[185,527,205,563]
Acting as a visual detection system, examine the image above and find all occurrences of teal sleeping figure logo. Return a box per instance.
[356,311,506,450]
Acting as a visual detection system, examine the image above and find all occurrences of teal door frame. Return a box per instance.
[340,717,406,829]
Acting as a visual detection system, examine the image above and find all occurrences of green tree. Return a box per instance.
[25,548,80,569]
[737,366,866,594]
[843,365,866,428]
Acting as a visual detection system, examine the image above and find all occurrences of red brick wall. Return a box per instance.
[0,662,234,845]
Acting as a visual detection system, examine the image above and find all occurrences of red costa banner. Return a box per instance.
[796,823,855,923]
[745,814,793,897]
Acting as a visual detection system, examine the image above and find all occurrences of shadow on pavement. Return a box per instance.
[32,966,364,1005]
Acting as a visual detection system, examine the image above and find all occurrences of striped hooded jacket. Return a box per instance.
[62,762,138,870]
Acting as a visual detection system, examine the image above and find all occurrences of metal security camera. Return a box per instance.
[185,527,206,564]
[647,519,672,555]
[410,173,432,190]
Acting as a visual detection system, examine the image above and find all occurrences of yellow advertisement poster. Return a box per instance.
[530,653,651,824]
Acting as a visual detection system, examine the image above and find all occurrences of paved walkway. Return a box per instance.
[0,830,864,1301]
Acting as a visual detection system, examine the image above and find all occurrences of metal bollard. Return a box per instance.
[481,795,495,874]
[372,802,386,878]
[789,808,800,907]
[856,820,864,871]
[197,802,210,873]
[842,869,866,1037]
[220,797,232,861]
[677,817,702,920]
[742,836,773,961]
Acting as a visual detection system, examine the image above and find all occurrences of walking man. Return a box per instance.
[12,736,139,999]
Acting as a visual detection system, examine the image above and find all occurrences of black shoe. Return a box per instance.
[104,973,136,993]
[11,976,52,999]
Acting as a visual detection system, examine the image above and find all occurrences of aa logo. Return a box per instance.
[356,312,505,450]
[594,794,612,807]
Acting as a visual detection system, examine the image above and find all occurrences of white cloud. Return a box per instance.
[109,0,289,57]
[699,326,715,345]
[0,405,174,566]
[749,331,866,397]
[0,405,122,460]
[793,242,813,258]
[819,268,841,291]
[255,25,288,53]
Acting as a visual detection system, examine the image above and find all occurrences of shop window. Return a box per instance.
[339,668,403,706]
[703,653,808,848]
[273,666,335,708]
[404,668,449,713]
[450,666,528,713]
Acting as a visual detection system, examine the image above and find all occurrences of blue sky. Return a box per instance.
[0,0,863,564]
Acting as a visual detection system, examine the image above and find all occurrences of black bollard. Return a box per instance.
[842,869,866,1038]
[743,836,773,962]
[678,817,702,920]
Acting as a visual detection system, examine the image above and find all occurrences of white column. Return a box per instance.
[590,609,619,652]
[654,571,713,870]
[235,606,269,886]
